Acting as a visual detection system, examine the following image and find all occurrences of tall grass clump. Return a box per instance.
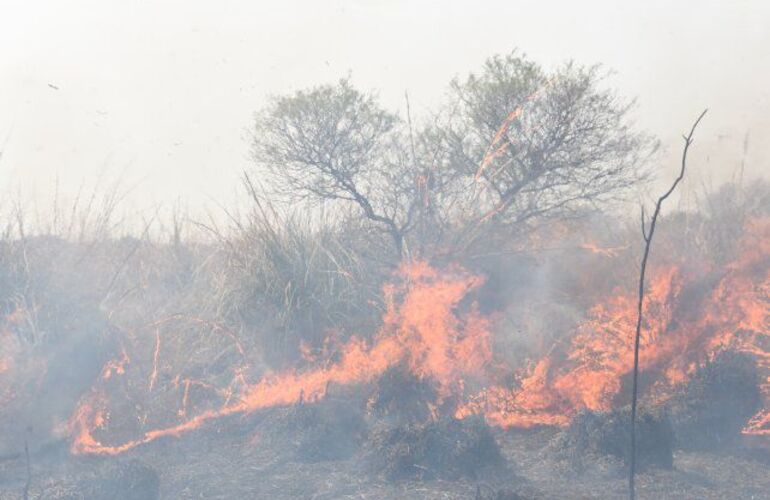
[215,191,390,365]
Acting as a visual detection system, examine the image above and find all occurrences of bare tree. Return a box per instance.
[628,109,707,500]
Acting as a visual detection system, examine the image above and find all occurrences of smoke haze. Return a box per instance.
[1,0,768,214]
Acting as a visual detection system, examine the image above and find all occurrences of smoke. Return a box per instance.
[1,1,769,214]
[0,3,768,496]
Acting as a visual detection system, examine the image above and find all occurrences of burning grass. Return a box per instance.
[259,397,367,463]
[364,416,504,480]
[0,180,768,497]
[554,407,674,471]
[666,350,762,451]
[365,365,440,423]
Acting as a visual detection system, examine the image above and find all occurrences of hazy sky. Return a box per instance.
[1,0,769,215]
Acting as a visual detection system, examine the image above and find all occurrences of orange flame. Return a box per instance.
[68,218,770,454]
[68,260,493,454]
[148,329,161,391]
[458,218,770,433]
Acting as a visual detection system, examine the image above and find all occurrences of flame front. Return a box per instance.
[68,261,494,454]
[458,217,769,433]
[67,219,770,454]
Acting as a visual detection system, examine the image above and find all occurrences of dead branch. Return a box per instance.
[629,109,707,500]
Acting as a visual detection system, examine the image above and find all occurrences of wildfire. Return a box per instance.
[146,329,160,391]
[102,347,130,380]
[68,261,494,454]
[68,218,770,454]
[458,217,770,433]
[578,242,629,258]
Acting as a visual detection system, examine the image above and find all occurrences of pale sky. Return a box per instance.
[1,0,769,217]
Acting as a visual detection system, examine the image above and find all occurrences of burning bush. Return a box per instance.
[555,407,674,471]
[261,397,366,463]
[365,365,439,423]
[666,350,762,451]
[364,416,504,480]
[220,204,388,366]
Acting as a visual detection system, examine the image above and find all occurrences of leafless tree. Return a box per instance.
[628,109,707,500]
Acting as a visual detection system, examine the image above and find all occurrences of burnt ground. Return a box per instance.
[0,412,768,500]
